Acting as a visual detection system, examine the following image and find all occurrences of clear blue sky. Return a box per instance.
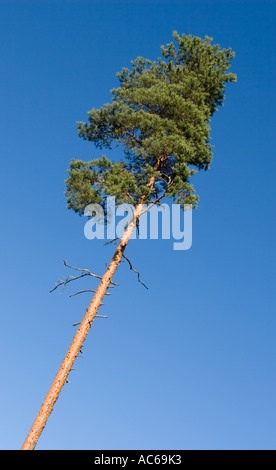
[0,0,275,450]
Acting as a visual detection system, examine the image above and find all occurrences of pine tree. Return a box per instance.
[22,32,236,450]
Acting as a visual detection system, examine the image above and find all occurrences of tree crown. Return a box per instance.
[66,32,236,214]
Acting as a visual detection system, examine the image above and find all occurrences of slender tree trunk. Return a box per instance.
[21,202,145,450]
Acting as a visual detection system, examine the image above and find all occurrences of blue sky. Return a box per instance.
[0,0,275,450]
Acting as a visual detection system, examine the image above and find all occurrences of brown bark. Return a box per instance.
[21,201,145,450]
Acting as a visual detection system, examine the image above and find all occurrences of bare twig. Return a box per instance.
[63,259,118,286]
[104,238,120,246]
[69,289,110,298]
[50,260,119,295]
[50,273,89,294]
[122,254,148,290]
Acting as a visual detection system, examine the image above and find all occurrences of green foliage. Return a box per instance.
[65,32,236,214]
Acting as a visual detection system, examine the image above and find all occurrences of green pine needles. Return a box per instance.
[65,32,236,214]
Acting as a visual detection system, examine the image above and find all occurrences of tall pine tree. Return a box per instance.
[22,32,236,450]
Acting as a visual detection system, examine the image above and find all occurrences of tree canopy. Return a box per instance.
[65,32,236,214]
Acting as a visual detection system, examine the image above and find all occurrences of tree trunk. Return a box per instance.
[21,201,144,450]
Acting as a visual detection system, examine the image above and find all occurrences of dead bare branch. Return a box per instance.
[50,260,119,295]
[104,238,120,246]
[69,289,110,298]
[62,259,118,286]
[122,254,148,290]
